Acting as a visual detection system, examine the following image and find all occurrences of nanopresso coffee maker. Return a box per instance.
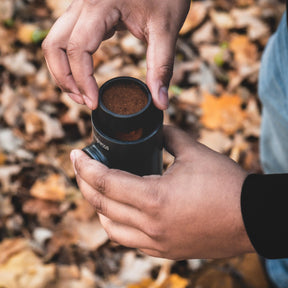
[83,77,163,176]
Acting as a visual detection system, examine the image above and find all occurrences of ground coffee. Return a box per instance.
[102,82,148,115]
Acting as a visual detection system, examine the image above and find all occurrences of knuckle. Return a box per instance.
[145,222,165,240]
[41,37,53,55]
[67,40,82,57]
[92,173,108,194]
[144,182,164,216]
[91,193,107,214]
[158,64,174,80]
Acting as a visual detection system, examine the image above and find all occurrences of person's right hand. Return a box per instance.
[42,0,191,110]
[71,126,254,260]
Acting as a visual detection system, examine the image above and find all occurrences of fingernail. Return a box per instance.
[158,86,169,109]
[83,95,94,110]
[70,150,77,175]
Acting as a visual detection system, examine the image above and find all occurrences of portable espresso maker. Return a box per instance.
[83,77,163,176]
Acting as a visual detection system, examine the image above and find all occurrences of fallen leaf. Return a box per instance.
[0,165,22,193]
[46,0,72,18]
[243,98,261,137]
[229,35,258,65]
[0,0,14,21]
[62,210,108,250]
[2,50,36,77]
[17,23,38,44]
[180,1,208,35]
[200,92,246,135]
[120,34,145,56]
[0,238,56,288]
[30,174,70,201]
[192,21,215,44]
[210,10,235,29]
[0,195,14,217]
[23,111,44,135]
[50,266,97,288]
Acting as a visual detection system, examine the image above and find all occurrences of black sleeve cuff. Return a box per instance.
[241,174,288,259]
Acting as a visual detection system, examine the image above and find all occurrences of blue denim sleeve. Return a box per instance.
[241,174,288,259]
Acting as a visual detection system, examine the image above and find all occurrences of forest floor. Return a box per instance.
[0,0,286,287]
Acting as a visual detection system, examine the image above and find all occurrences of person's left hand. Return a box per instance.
[70,126,254,260]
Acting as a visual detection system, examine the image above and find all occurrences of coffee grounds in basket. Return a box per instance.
[102,82,148,115]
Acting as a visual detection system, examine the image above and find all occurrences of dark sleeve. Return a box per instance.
[241,174,288,259]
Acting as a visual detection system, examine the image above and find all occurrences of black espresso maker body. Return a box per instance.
[83,77,163,176]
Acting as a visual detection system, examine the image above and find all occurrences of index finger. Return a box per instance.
[42,0,84,103]
[66,4,121,109]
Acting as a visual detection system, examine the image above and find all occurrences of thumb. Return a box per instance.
[146,30,176,110]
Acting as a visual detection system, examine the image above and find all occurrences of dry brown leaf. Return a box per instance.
[229,35,258,65]
[0,238,28,265]
[231,7,269,40]
[0,0,14,21]
[180,1,208,35]
[128,274,188,288]
[0,152,7,165]
[199,45,222,64]
[200,92,246,135]
[50,266,97,288]
[236,0,255,6]
[23,111,44,135]
[0,165,22,193]
[0,85,23,127]
[0,239,55,288]
[0,195,14,217]
[62,211,108,250]
[46,0,72,18]
[192,21,215,44]
[67,198,96,222]
[22,199,62,228]
[120,34,145,56]
[30,174,69,201]
[243,98,261,137]
[210,10,235,29]
[178,88,202,107]
[2,50,36,77]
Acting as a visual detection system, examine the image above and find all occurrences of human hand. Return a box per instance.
[42,0,191,110]
[70,126,254,260]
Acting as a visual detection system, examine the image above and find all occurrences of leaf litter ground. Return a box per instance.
[0,0,285,287]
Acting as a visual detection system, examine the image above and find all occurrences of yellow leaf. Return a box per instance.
[30,174,68,201]
[17,24,37,44]
[163,274,189,288]
[127,278,154,288]
[0,152,7,165]
[180,1,207,35]
[229,35,257,65]
[128,274,189,288]
[0,238,55,288]
[200,92,246,135]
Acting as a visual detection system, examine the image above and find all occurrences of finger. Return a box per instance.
[146,27,177,110]
[71,149,159,211]
[42,0,83,103]
[67,4,121,110]
[76,172,147,231]
[163,125,193,159]
[99,215,159,250]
